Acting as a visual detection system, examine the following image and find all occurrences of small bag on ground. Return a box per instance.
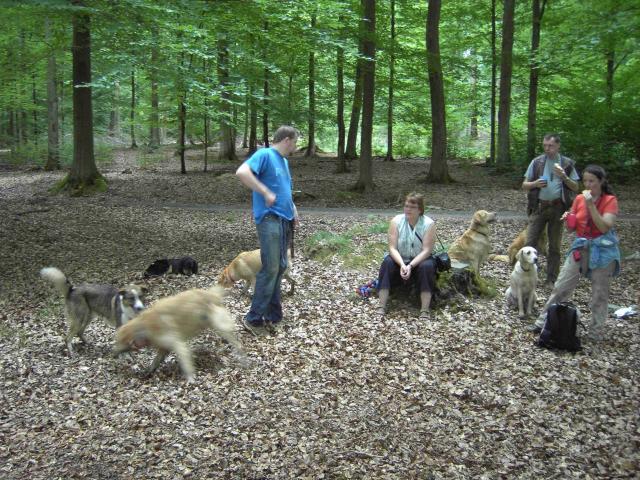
[537,302,582,352]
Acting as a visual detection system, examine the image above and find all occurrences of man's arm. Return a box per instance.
[552,162,580,192]
[522,178,547,191]
[236,162,276,206]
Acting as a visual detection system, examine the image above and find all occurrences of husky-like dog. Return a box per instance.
[144,256,198,277]
[505,247,539,318]
[40,267,146,355]
[112,286,243,381]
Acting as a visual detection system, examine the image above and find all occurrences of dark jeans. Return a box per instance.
[377,255,436,294]
[526,202,565,283]
[245,214,291,325]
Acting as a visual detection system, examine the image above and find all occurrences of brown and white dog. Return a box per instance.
[218,248,295,296]
[447,210,497,274]
[40,267,145,355]
[505,246,539,318]
[112,286,243,381]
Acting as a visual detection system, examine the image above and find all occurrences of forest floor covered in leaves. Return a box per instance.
[1,145,639,479]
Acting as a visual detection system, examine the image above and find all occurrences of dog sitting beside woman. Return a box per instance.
[376,192,437,321]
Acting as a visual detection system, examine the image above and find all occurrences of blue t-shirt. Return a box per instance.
[245,147,294,224]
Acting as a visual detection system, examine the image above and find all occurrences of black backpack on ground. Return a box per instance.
[537,302,582,352]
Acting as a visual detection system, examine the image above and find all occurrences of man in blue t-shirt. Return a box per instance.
[236,125,299,333]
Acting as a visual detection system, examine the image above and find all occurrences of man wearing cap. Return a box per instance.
[522,134,580,286]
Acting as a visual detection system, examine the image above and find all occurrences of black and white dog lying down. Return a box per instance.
[144,256,198,277]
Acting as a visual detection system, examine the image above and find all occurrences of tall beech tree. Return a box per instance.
[526,0,547,162]
[217,36,237,161]
[45,17,59,171]
[130,69,137,148]
[305,12,317,158]
[497,0,515,170]
[335,17,347,173]
[65,0,102,193]
[489,0,497,166]
[148,24,160,149]
[426,0,449,183]
[354,0,375,192]
[345,9,365,162]
[384,0,396,162]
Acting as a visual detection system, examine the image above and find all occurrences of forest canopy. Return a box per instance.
[1,0,639,180]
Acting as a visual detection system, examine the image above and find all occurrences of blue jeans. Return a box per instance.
[245,214,290,325]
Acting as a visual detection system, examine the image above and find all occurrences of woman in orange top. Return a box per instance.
[528,165,621,341]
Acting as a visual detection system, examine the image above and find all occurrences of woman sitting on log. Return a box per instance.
[376,192,437,321]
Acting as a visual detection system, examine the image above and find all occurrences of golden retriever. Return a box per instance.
[505,246,539,318]
[447,210,497,274]
[507,227,548,265]
[218,248,295,296]
[112,286,242,381]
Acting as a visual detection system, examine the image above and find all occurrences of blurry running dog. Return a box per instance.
[505,246,539,318]
[218,248,295,296]
[112,286,243,381]
[144,256,198,278]
[447,210,497,274]
[40,267,146,355]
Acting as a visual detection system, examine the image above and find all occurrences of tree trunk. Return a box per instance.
[249,83,257,154]
[605,49,614,113]
[526,0,546,162]
[130,70,137,149]
[67,1,101,192]
[470,54,479,139]
[488,0,497,166]
[263,69,270,148]
[108,80,120,137]
[497,0,515,170]
[287,69,294,124]
[242,89,248,148]
[32,73,38,144]
[149,25,160,149]
[217,37,237,161]
[353,0,375,193]
[178,97,186,174]
[305,13,317,158]
[177,49,186,174]
[45,18,59,171]
[426,0,449,183]
[335,25,348,173]
[345,40,364,160]
[262,21,270,148]
[385,0,395,162]
[204,112,209,172]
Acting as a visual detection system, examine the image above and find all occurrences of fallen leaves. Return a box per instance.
[0,150,639,478]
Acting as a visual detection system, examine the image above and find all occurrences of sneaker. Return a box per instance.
[242,318,269,337]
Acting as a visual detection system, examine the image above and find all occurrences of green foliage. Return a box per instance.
[303,230,351,262]
[0,0,637,173]
[303,225,387,271]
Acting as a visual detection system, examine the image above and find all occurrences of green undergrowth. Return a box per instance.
[50,174,108,196]
[303,220,388,270]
